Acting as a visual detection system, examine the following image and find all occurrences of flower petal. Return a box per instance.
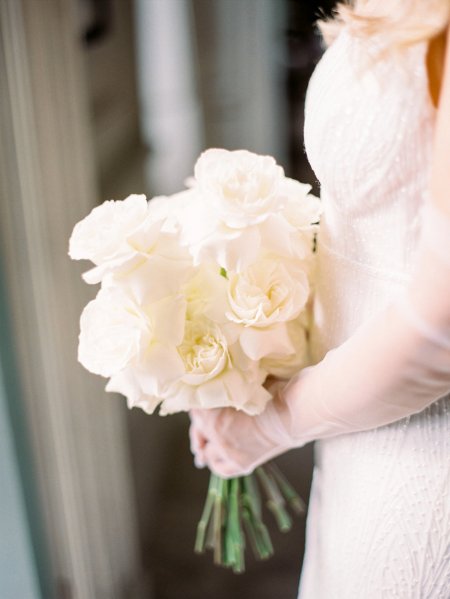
[239,323,295,360]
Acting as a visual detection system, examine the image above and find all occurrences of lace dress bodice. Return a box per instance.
[304,28,437,360]
[298,27,450,599]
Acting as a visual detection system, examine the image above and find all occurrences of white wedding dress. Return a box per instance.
[298,26,450,598]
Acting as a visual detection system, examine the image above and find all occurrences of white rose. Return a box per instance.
[160,372,271,416]
[69,194,147,264]
[147,189,198,235]
[177,317,230,386]
[78,286,186,390]
[181,152,321,271]
[255,183,321,260]
[160,321,270,415]
[106,231,194,304]
[106,370,161,415]
[226,257,310,360]
[153,289,270,416]
[182,213,263,272]
[78,287,148,377]
[194,149,285,228]
[227,257,309,327]
[70,193,194,286]
[182,264,233,325]
[279,179,322,229]
[261,314,310,378]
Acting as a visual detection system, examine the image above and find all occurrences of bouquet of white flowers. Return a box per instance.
[69,149,321,572]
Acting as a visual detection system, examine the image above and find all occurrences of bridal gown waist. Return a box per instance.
[310,234,413,364]
[310,233,450,430]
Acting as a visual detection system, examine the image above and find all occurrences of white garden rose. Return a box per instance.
[147,189,198,235]
[90,217,192,287]
[106,370,160,415]
[194,149,285,229]
[69,194,147,264]
[182,264,228,320]
[177,316,230,386]
[279,179,322,229]
[105,232,194,305]
[70,193,194,285]
[227,257,309,327]
[180,152,321,271]
[226,257,310,360]
[261,314,310,378]
[159,317,270,416]
[151,275,270,415]
[160,370,271,416]
[181,213,263,272]
[256,182,321,260]
[78,286,148,377]
[78,285,186,391]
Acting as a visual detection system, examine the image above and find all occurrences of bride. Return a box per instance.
[190,1,450,597]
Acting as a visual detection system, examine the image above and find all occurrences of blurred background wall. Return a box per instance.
[0,1,335,598]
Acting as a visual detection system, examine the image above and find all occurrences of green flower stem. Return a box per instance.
[241,475,262,519]
[205,512,215,550]
[243,505,273,559]
[213,476,225,565]
[226,478,245,573]
[240,477,273,559]
[268,463,306,515]
[241,506,261,558]
[195,473,219,553]
[256,467,292,532]
[223,480,236,569]
[195,464,304,572]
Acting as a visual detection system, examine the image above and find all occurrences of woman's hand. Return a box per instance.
[190,204,450,474]
[189,378,292,478]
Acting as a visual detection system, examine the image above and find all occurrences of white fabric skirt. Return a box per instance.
[297,394,450,599]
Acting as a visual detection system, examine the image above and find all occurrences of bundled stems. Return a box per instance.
[267,463,306,516]
[255,467,292,532]
[194,462,305,572]
[195,474,219,553]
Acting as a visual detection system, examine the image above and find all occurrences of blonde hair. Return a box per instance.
[318,0,450,49]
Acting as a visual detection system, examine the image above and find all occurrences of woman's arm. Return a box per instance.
[190,25,450,478]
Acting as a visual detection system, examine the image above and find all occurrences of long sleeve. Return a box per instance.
[190,202,450,477]
[274,202,450,445]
